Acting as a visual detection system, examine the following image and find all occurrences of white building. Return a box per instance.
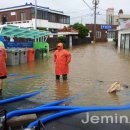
[118,20,130,49]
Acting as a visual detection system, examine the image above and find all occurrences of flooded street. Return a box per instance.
[3,42,130,110]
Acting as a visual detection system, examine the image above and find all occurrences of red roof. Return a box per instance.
[58,26,78,33]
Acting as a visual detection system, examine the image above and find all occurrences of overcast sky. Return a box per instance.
[0,0,130,24]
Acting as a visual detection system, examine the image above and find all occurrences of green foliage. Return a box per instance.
[113,38,118,47]
[113,38,118,43]
[71,23,89,38]
[57,36,66,43]
[57,36,66,48]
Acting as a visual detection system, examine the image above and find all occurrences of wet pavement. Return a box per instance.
[2,42,130,129]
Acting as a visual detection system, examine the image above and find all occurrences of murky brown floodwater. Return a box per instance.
[3,42,130,110]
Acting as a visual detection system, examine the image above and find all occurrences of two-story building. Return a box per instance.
[0,3,70,32]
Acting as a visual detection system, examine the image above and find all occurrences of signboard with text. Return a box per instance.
[101,25,112,30]
[4,41,33,48]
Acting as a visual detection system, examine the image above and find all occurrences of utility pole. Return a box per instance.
[34,0,37,29]
[92,0,99,43]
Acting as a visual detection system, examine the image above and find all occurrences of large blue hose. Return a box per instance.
[0,87,47,105]
[8,73,19,77]
[8,75,41,82]
[6,95,80,119]
[26,104,130,129]
[38,94,80,107]
[7,106,75,119]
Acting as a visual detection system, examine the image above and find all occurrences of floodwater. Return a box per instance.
[2,42,130,110]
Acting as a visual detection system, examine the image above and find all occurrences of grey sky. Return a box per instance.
[0,0,130,24]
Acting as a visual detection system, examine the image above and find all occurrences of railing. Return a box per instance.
[4,19,70,29]
[6,20,31,25]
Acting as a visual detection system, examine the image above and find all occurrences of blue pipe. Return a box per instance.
[26,104,130,129]
[6,95,80,119]
[0,87,47,105]
[7,103,130,120]
[38,95,80,107]
[8,75,41,82]
[8,73,19,77]
[7,106,75,119]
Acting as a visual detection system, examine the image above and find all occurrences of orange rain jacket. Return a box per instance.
[54,43,71,75]
[0,46,7,77]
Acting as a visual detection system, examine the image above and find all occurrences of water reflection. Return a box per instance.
[55,80,71,100]
[108,92,120,105]
[27,61,35,71]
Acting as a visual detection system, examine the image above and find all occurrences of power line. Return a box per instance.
[98,7,106,12]
[81,0,93,10]
[71,14,93,19]
[64,8,91,14]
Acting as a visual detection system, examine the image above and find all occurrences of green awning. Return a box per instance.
[0,25,51,39]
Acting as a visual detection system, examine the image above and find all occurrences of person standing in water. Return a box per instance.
[0,44,7,94]
[54,43,71,80]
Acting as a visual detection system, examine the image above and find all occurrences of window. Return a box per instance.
[66,17,70,24]
[37,10,43,19]
[49,13,56,22]
[96,31,101,38]
[32,8,35,18]
[107,31,115,39]
[43,11,48,20]
[20,12,26,21]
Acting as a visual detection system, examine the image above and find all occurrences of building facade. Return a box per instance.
[86,24,118,42]
[0,3,70,31]
[106,8,130,25]
[106,8,114,25]
[118,20,130,50]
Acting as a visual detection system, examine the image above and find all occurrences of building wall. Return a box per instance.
[0,8,32,24]
[86,24,118,42]
[118,20,130,49]
[114,15,130,25]
[106,8,130,25]
[0,6,70,30]
[106,8,114,25]
[47,36,91,50]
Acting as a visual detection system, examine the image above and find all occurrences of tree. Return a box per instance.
[57,36,65,43]
[71,23,89,38]
[57,36,67,48]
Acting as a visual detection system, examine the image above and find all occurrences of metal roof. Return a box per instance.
[0,25,51,39]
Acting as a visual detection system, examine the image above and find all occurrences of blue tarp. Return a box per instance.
[0,35,33,48]
[4,41,33,48]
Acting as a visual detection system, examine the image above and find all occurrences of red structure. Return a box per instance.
[86,24,118,42]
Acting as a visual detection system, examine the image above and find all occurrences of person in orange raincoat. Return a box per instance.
[54,43,71,80]
[0,45,7,93]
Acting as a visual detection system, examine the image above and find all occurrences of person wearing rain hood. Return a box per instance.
[0,43,7,94]
[54,43,71,80]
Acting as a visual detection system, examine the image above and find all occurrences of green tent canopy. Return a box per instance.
[0,25,51,39]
